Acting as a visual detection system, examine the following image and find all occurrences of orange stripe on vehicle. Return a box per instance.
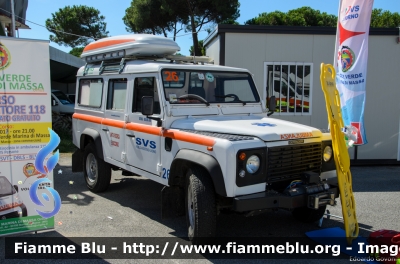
[83,39,134,52]
[126,123,162,136]
[73,113,102,124]
[163,130,216,147]
[0,202,23,212]
[74,113,216,146]
[102,118,125,128]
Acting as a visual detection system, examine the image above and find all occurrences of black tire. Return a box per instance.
[185,166,216,242]
[20,204,27,217]
[83,142,111,193]
[292,205,327,223]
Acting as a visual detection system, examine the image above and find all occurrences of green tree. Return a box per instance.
[245,11,286,26]
[69,47,84,57]
[245,7,400,28]
[123,0,187,40]
[46,5,109,47]
[189,40,205,56]
[245,7,337,26]
[370,9,400,27]
[186,0,240,55]
[220,18,240,25]
[123,0,240,56]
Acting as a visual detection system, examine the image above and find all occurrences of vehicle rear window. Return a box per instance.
[78,79,103,107]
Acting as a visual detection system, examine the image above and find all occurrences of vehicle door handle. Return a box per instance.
[126,134,135,138]
[102,128,109,131]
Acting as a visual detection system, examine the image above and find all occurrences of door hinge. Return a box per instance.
[157,163,162,175]
[121,152,126,162]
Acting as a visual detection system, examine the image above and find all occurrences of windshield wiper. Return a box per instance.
[178,94,210,106]
[215,95,246,106]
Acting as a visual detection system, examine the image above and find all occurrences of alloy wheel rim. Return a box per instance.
[187,185,195,229]
[86,153,97,183]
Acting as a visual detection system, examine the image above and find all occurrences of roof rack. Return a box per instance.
[83,54,214,75]
[84,53,213,65]
[164,54,213,64]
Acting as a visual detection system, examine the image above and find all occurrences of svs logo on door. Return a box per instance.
[136,138,156,153]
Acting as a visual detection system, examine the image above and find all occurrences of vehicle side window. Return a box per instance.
[132,77,161,114]
[107,78,127,111]
[78,79,103,107]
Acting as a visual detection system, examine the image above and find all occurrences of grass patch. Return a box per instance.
[55,130,77,153]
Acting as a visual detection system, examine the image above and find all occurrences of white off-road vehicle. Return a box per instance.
[72,35,338,241]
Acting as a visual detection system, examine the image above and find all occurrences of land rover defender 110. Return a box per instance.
[72,34,338,242]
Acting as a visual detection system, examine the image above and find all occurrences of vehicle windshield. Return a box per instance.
[161,70,260,105]
[0,176,16,197]
[52,91,73,104]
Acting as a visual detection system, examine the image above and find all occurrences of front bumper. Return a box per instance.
[0,206,24,220]
[233,186,339,212]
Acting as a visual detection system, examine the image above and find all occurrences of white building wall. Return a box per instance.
[205,35,220,66]
[224,33,267,102]
[217,32,400,160]
[361,35,400,159]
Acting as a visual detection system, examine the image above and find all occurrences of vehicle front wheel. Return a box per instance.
[83,142,111,193]
[292,205,326,223]
[185,166,216,243]
[20,204,27,217]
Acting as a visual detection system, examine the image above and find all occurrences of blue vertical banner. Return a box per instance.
[334,0,374,145]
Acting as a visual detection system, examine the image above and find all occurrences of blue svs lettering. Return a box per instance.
[342,5,360,21]
[162,168,170,179]
[135,138,156,149]
[353,6,359,12]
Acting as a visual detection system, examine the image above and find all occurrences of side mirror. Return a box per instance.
[52,99,58,106]
[13,185,18,192]
[141,96,154,116]
[267,96,276,116]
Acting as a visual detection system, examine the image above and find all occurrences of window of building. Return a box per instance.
[107,78,127,111]
[78,79,103,107]
[265,62,312,115]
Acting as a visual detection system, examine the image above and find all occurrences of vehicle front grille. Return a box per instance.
[267,143,322,182]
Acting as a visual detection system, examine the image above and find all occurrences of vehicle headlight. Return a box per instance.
[246,155,260,173]
[323,146,333,162]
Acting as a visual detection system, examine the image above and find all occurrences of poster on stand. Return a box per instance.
[0,37,57,236]
[334,0,374,145]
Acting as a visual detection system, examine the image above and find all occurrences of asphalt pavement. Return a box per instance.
[1,153,399,264]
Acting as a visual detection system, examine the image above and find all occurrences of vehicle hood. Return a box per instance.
[59,103,75,114]
[171,116,322,141]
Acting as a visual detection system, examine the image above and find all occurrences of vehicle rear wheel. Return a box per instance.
[292,205,327,223]
[185,166,216,242]
[83,142,111,193]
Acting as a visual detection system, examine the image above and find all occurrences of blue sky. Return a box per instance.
[18,0,400,56]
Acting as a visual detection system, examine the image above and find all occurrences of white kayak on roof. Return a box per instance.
[81,34,180,63]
